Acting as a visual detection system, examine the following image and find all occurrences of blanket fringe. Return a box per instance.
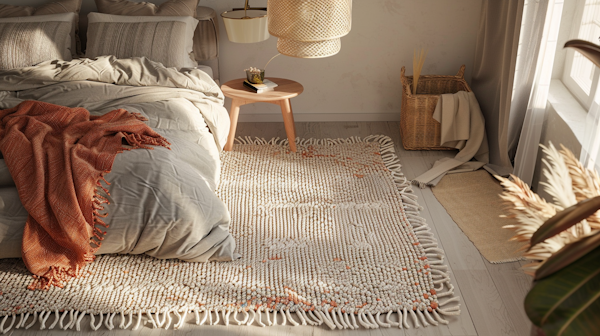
[2,135,460,332]
[122,132,171,151]
[28,178,111,291]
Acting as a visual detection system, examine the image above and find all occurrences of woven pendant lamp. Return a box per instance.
[267,0,352,58]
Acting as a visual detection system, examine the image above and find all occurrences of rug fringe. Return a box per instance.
[488,257,527,264]
[1,307,466,332]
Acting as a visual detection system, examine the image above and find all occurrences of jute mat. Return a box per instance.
[431,170,523,263]
[0,136,460,333]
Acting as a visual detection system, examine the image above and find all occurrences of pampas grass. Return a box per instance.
[412,48,427,95]
[498,142,600,275]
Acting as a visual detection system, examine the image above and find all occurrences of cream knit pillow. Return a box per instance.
[0,0,82,57]
[0,13,75,69]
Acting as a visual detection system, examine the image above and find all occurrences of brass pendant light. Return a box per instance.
[222,0,269,43]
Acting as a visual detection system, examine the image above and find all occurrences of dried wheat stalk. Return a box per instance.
[412,49,427,95]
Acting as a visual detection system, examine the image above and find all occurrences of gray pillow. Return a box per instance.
[85,13,198,69]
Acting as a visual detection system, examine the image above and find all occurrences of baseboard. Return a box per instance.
[237,113,401,122]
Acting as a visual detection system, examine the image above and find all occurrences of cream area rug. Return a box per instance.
[0,136,460,333]
[431,170,524,263]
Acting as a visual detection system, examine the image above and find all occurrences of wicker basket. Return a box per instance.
[400,65,471,150]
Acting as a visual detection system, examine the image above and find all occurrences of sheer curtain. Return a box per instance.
[513,0,565,185]
[581,90,600,170]
[508,0,549,161]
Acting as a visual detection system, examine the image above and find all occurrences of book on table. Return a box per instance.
[243,79,278,93]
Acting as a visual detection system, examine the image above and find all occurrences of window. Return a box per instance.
[562,0,600,110]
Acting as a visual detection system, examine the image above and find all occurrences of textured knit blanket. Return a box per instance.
[0,100,170,290]
[412,91,490,188]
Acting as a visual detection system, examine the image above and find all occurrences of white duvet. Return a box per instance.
[0,56,239,262]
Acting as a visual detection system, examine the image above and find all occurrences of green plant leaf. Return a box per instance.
[564,39,600,68]
[530,196,600,248]
[535,232,600,280]
[526,245,600,336]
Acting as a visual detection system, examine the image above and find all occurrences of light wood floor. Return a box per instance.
[12,122,532,336]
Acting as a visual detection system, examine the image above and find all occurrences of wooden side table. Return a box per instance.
[221,78,304,152]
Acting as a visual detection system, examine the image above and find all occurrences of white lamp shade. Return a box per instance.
[222,10,269,43]
[268,0,352,58]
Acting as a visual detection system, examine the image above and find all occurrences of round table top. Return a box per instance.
[221,78,304,101]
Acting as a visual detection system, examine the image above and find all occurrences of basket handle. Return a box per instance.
[400,66,412,96]
[456,65,466,78]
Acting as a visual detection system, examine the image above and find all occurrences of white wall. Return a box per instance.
[204,0,483,122]
[4,0,483,122]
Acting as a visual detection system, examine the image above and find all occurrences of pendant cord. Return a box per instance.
[264,54,281,70]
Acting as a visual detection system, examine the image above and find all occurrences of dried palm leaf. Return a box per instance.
[497,174,564,267]
[497,174,556,232]
[521,262,542,276]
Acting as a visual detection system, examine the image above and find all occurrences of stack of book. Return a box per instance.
[243,79,278,93]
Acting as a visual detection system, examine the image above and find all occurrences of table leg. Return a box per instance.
[224,99,241,151]
[280,98,297,152]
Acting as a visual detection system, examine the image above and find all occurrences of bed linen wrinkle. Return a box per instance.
[0,56,238,263]
[8,85,226,145]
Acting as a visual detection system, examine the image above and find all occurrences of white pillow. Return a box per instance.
[86,12,199,69]
[0,13,75,69]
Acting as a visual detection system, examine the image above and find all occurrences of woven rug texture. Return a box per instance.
[431,170,524,263]
[0,136,460,332]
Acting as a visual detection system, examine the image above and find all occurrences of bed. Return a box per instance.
[0,0,238,274]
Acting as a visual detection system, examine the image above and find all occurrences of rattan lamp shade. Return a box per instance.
[267,0,352,58]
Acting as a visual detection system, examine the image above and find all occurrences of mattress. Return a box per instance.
[196,64,214,79]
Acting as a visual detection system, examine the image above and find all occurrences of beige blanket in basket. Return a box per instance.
[412,91,490,188]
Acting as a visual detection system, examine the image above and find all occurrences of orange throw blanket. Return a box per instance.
[0,101,170,290]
